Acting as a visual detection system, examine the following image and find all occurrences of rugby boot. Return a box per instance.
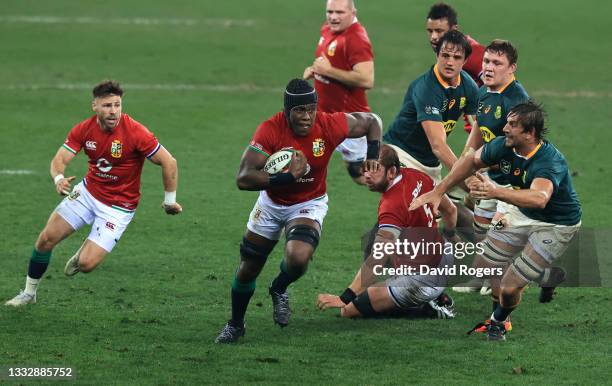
[269,288,291,327]
[5,290,36,307]
[215,321,245,344]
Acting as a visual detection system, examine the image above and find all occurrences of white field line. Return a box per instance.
[0,83,610,98]
[0,15,255,27]
[0,169,35,175]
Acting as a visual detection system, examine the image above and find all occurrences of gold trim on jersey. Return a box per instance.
[433,64,461,89]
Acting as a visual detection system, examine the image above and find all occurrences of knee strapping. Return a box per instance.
[285,225,320,249]
[239,238,273,262]
[512,253,545,282]
[481,239,515,266]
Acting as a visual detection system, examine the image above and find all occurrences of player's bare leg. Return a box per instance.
[269,218,320,327]
[64,239,109,275]
[5,212,75,306]
[216,230,276,343]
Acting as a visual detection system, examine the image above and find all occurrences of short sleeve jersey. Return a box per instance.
[378,168,444,268]
[476,79,530,183]
[480,138,582,225]
[314,21,373,113]
[464,35,485,86]
[384,65,479,167]
[249,111,349,205]
[62,114,160,212]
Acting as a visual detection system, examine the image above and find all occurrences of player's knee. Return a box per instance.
[78,256,97,273]
[285,224,320,250]
[240,237,274,264]
[285,247,312,269]
[35,230,59,251]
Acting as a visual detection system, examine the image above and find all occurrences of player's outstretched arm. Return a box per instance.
[148,146,182,215]
[236,148,307,191]
[410,148,486,212]
[50,146,77,195]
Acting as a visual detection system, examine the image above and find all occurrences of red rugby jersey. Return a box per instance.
[62,114,160,212]
[314,21,373,113]
[378,168,443,268]
[464,34,485,87]
[249,111,348,205]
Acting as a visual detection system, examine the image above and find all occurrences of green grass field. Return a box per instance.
[1,0,611,384]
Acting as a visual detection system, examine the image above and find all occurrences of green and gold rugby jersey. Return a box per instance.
[476,78,529,183]
[481,137,581,225]
[384,64,479,167]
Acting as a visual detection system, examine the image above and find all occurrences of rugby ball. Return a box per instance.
[263,150,293,174]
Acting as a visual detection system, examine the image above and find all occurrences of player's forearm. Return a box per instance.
[463,124,483,156]
[50,157,67,180]
[161,157,179,192]
[435,154,478,195]
[325,67,373,89]
[431,142,458,172]
[493,187,549,209]
[348,268,365,295]
[236,169,276,191]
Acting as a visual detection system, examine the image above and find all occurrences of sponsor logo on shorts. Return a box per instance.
[106,222,116,231]
[111,139,123,158]
[543,239,553,244]
[299,209,311,214]
[86,141,97,150]
[312,138,325,157]
[68,190,80,201]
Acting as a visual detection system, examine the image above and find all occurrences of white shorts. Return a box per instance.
[246,191,329,240]
[55,181,135,252]
[386,253,453,308]
[385,144,442,183]
[334,137,367,162]
[486,204,581,264]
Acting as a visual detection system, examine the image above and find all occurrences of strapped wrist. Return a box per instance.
[53,174,65,185]
[339,288,357,304]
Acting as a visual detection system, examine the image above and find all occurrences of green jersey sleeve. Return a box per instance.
[414,83,444,123]
[480,136,507,166]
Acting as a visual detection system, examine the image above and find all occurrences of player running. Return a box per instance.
[410,101,581,341]
[5,80,182,307]
[215,79,382,343]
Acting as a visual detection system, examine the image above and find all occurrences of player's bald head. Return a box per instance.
[327,0,355,11]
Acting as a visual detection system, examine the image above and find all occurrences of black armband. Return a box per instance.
[339,288,357,304]
[269,172,294,186]
[366,140,380,160]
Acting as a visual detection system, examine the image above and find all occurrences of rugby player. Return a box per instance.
[453,39,530,295]
[5,80,182,307]
[426,2,485,133]
[215,79,382,343]
[303,0,375,184]
[316,145,457,319]
[410,101,582,340]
